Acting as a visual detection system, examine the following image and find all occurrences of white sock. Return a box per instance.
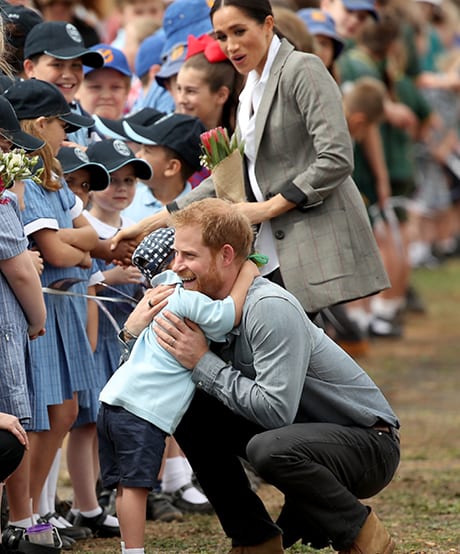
[9,517,33,529]
[180,485,209,505]
[80,506,119,527]
[121,541,126,554]
[347,308,372,333]
[39,449,61,517]
[125,548,144,554]
[161,457,189,493]
[80,506,103,518]
[371,297,402,320]
[70,508,80,517]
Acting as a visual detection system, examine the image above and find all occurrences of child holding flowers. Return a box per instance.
[3,78,100,540]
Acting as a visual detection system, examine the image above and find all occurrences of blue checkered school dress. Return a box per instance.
[21,179,97,431]
[0,194,34,427]
[74,212,143,426]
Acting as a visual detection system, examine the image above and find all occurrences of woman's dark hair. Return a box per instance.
[210,0,273,23]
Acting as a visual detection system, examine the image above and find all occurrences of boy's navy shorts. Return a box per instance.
[97,403,167,490]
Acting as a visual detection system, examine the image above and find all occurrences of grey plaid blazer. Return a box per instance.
[175,40,389,313]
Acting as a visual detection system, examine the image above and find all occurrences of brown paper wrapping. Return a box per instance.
[211,148,246,203]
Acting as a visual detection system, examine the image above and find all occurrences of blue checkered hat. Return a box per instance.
[132,227,175,282]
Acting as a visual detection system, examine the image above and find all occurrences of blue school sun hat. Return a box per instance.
[83,44,132,77]
[297,9,344,60]
[132,227,176,282]
[135,29,166,79]
[155,43,187,88]
[342,0,379,20]
[161,0,214,59]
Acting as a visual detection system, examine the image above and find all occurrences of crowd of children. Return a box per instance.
[0,0,460,553]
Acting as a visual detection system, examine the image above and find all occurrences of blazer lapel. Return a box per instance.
[253,40,294,157]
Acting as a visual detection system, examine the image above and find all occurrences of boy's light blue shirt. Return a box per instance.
[122,181,192,222]
[99,270,236,434]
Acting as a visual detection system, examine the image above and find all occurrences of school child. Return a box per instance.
[53,145,123,538]
[97,226,259,553]
[23,20,104,147]
[3,78,100,546]
[63,139,151,536]
[122,113,218,517]
[0,97,47,551]
[175,34,243,135]
[297,8,344,72]
[122,113,205,222]
[76,44,133,123]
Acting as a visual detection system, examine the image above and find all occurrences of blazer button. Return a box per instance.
[274,230,285,240]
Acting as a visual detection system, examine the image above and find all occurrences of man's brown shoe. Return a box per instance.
[338,510,395,554]
[228,534,284,553]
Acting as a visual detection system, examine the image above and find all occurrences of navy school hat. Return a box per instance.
[297,9,345,60]
[161,0,213,59]
[24,21,104,68]
[123,113,205,172]
[132,227,176,283]
[1,4,44,49]
[92,107,165,141]
[86,139,153,180]
[57,146,110,191]
[3,79,94,133]
[0,95,45,151]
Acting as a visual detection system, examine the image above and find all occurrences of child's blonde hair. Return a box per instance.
[342,77,386,126]
[20,119,63,191]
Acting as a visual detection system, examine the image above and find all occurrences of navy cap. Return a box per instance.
[4,79,94,133]
[155,43,187,88]
[57,146,110,191]
[93,108,165,141]
[342,0,379,20]
[0,96,45,151]
[161,0,213,59]
[87,139,152,180]
[132,227,175,282]
[135,29,166,79]
[298,9,344,60]
[84,43,132,77]
[123,113,206,172]
[1,4,43,49]
[24,22,104,68]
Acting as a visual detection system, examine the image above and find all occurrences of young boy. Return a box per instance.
[23,20,104,147]
[122,113,205,221]
[97,225,259,554]
[342,76,386,143]
[76,44,133,122]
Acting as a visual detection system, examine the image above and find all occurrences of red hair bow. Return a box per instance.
[186,34,228,63]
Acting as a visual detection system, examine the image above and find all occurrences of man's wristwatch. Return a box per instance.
[118,326,138,344]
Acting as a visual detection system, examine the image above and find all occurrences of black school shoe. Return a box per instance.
[37,513,91,540]
[72,507,120,538]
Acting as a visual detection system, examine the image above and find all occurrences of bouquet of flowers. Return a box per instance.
[199,127,246,203]
[0,148,42,205]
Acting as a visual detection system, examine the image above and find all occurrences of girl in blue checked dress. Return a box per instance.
[0,185,46,534]
[7,90,100,519]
